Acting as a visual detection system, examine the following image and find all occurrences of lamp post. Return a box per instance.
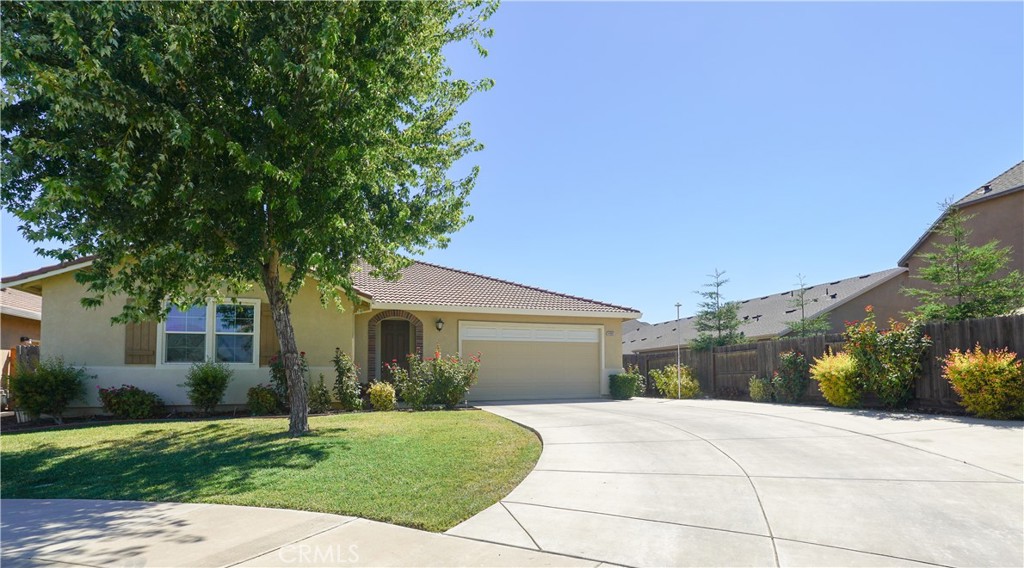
[675,302,682,399]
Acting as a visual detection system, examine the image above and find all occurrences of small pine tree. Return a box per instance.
[786,274,832,337]
[903,203,1024,321]
[692,269,746,351]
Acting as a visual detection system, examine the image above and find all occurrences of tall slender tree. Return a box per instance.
[1,1,497,436]
[786,274,832,337]
[692,269,745,351]
[903,203,1024,322]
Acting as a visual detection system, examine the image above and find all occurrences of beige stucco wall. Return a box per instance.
[905,191,1024,287]
[39,271,356,407]
[825,271,919,331]
[1,314,41,349]
[354,309,626,390]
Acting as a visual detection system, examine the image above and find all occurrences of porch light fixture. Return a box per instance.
[435,318,445,332]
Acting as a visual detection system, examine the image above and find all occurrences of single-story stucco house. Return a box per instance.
[1,258,640,410]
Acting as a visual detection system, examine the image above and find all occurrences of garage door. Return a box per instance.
[460,322,602,401]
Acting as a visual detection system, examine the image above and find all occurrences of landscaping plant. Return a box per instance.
[748,376,773,402]
[247,384,280,416]
[97,384,164,419]
[332,349,363,411]
[10,358,90,424]
[181,361,233,415]
[368,382,397,411]
[943,344,1024,419]
[874,320,931,408]
[389,359,432,410]
[309,374,334,414]
[810,350,862,408]
[648,365,701,399]
[609,366,644,399]
[771,351,810,403]
[390,350,480,410]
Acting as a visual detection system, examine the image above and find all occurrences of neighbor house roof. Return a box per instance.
[0,288,42,321]
[351,260,641,317]
[622,267,907,354]
[898,161,1024,267]
[3,256,640,318]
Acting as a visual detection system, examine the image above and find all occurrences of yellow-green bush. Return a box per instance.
[810,350,862,408]
[648,365,701,399]
[368,381,396,411]
[943,345,1024,420]
[748,376,772,402]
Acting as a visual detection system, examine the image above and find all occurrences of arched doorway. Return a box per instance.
[367,310,423,380]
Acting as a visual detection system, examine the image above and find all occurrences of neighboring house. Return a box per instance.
[899,160,1024,280]
[2,258,640,409]
[0,288,41,348]
[622,267,915,356]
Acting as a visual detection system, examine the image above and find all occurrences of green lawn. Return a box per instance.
[0,410,541,532]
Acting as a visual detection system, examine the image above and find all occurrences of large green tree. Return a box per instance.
[903,203,1024,322]
[692,268,745,351]
[1,1,496,436]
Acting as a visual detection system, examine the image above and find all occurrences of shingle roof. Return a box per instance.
[622,267,907,354]
[1,288,42,320]
[899,161,1024,267]
[351,260,640,315]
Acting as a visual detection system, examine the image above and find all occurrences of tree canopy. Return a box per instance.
[2,0,496,435]
[903,203,1024,322]
[692,268,746,351]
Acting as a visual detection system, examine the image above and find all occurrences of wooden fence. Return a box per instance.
[624,314,1024,409]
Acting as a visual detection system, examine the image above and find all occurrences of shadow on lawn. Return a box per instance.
[1,421,339,502]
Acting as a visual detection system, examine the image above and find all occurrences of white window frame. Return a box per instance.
[156,299,261,368]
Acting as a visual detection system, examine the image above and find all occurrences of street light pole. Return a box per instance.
[675,302,682,399]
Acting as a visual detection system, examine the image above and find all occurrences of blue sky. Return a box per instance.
[2,2,1022,324]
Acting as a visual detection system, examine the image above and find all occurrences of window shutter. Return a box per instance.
[259,302,276,367]
[124,321,157,365]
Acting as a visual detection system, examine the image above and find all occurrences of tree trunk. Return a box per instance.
[262,258,309,437]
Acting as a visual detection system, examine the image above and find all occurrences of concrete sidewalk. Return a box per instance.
[451,398,1024,567]
[0,499,603,567]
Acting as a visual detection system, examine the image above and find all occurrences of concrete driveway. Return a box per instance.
[449,398,1024,567]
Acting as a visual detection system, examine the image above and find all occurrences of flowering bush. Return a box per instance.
[247,384,280,416]
[748,376,773,402]
[842,307,931,408]
[368,381,396,411]
[98,384,164,419]
[389,350,480,409]
[268,351,309,409]
[843,306,883,389]
[332,349,362,411]
[772,351,810,403]
[943,345,1023,419]
[648,365,701,399]
[309,373,334,413]
[811,350,862,408]
[180,361,232,415]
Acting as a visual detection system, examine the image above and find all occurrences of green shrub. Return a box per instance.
[811,350,862,408]
[10,358,90,424]
[368,381,396,411]
[309,373,334,413]
[874,321,931,409]
[648,364,701,399]
[98,384,164,419]
[772,351,810,403]
[246,384,280,416]
[332,349,362,411]
[180,361,232,414]
[429,351,480,409]
[389,358,431,410]
[748,376,773,402]
[609,366,644,399]
[943,345,1024,420]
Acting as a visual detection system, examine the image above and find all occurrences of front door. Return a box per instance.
[380,319,411,381]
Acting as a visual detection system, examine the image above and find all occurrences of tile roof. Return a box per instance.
[622,267,907,354]
[899,161,1024,266]
[1,288,42,320]
[351,260,640,315]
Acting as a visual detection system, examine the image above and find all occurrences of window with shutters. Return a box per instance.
[157,300,260,366]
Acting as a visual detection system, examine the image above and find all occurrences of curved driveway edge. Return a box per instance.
[0,499,602,567]
[449,398,1024,567]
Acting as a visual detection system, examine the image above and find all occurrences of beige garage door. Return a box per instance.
[460,322,601,401]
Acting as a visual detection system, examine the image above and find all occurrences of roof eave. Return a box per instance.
[370,302,641,320]
[0,306,42,321]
